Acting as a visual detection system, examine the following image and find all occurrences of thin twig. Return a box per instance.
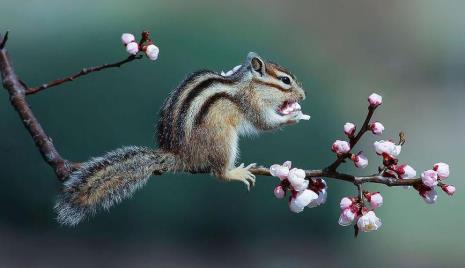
[25,54,143,95]
[325,106,376,171]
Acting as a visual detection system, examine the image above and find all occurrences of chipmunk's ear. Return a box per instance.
[247,52,265,76]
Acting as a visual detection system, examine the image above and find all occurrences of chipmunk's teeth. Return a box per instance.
[277,101,302,115]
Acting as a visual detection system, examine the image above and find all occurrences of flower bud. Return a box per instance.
[367,192,383,209]
[121,33,136,45]
[126,42,139,55]
[357,211,382,232]
[145,44,159,61]
[332,140,351,155]
[441,184,456,196]
[274,185,285,199]
[370,122,384,135]
[288,168,308,191]
[421,169,438,187]
[351,152,368,168]
[344,122,356,137]
[433,162,449,179]
[368,93,383,108]
[340,197,353,210]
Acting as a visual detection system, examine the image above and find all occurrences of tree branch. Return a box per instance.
[0,31,424,189]
[0,32,75,179]
[25,54,143,95]
[247,167,422,187]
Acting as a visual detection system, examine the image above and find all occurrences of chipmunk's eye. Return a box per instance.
[279,76,291,85]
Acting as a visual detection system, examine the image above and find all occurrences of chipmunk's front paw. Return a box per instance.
[225,163,256,191]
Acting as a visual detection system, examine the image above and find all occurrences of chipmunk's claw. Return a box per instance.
[226,163,257,191]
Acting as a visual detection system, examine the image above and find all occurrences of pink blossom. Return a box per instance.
[126,42,139,55]
[368,93,383,108]
[421,188,438,204]
[340,197,353,210]
[441,184,456,196]
[332,140,351,155]
[274,185,285,199]
[357,211,382,232]
[121,33,135,45]
[145,44,159,61]
[338,208,356,226]
[368,192,383,209]
[421,169,438,187]
[370,122,385,135]
[344,122,356,137]
[288,168,308,191]
[374,140,401,158]
[351,152,368,168]
[289,189,318,213]
[433,162,450,179]
[395,164,417,179]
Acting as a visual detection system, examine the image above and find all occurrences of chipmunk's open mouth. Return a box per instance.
[276,100,311,121]
[277,100,301,116]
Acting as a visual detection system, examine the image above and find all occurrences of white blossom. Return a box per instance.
[121,33,135,45]
[340,197,353,210]
[308,189,327,208]
[289,189,318,213]
[357,211,382,232]
[270,162,290,180]
[338,208,356,226]
[374,140,401,158]
[288,168,308,191]
[145,44,159,61]
[421,169,438,187]
[126,42,139,55]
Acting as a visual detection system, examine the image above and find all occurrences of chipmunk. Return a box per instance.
[55,52,309,226]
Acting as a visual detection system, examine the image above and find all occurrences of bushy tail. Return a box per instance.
[55,146,176,226]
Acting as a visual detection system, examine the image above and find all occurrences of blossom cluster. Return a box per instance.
[121,32,159,60]
[270,161,327,213]
[270,92,455,235]
[339,194,383,232]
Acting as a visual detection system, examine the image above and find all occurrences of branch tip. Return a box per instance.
[0,31,9,49]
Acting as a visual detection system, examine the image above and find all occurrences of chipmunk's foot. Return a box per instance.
[225,163,256,191]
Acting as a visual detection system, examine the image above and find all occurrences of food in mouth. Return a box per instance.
[277,100,311,120]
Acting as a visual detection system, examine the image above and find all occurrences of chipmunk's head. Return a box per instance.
[242,52,307,128]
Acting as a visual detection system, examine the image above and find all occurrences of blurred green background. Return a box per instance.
[1,0,464,267]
